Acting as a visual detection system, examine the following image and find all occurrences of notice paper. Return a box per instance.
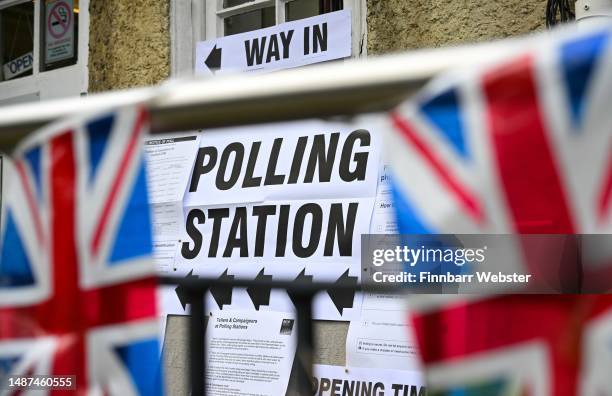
[144,133,201,241]
[369,164,398,234]
[346,309,421,371]
[145,134,202,324]
[313,365,425,396]
[205,310,297,396]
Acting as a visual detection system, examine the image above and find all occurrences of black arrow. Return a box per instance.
[210,269,234,310]
[205,45,222,71]
[327,269,358,315]
[289,269,313,306]
[246,269,272,310]
[175,270,198,311]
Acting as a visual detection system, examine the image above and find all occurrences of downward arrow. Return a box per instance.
[210,269,234,310]
[289,269,313,307]
[246,269,272,310]
[175,270,198,311]
[327,269,358,315]
[205,45,222,71]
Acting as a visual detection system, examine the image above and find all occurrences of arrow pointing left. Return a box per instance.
[210,269,234,310]
[205,44,222,71]
[175,269,198,311]
[327,269,358,315]
[246,268,272,310]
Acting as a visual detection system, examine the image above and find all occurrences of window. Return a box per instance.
[224,6,275,36]
[1,1,34,82]
[285,0,343,22]
[170,0,365,76]
[0,0,87,104]
[208,0,351,37]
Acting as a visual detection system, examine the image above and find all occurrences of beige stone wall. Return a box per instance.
[367,0,547,54]
[88,0,170,92]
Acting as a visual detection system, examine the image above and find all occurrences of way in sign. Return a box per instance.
[245,23,328,66]
[196,10,351,74]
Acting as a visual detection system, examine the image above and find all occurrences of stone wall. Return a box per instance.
[367,0,547,54]
[88,0,170,92]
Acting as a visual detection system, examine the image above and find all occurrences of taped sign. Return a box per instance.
[181,120,380,266]
[45,0,74,63]
[176,119,382,320]
[195,10,352,75]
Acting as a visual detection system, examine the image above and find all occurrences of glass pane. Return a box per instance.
[286,0,319,21]
[223,0,255,7]
[224,6,275,36]
[321,0,343,13]
[1,1,35,82]
[286,0,343,22]
[43,0,79,71]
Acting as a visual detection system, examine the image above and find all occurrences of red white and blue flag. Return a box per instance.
[386,24,612,395]
[0,106,162,395]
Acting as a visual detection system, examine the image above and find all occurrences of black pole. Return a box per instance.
[290,292,314,395]
[189,290,206,396]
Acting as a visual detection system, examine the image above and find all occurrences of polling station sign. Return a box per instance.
[195,10,352,75]
[45,0,75,64]
[176,119,383,320]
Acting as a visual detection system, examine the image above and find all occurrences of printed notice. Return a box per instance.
[205,310,297,395]
[346,309,421,371]
[145,133,200,242]
[313,365,425,396]
[144,134,201,205]
[369,164,398,234]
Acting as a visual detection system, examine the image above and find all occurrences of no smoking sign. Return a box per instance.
[45,0,75,64]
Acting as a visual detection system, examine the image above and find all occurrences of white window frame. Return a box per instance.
[0,0,89,105]
[171,0,366,77]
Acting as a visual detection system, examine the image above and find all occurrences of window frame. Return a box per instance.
[170,0,366,77]
[0,0,89,105]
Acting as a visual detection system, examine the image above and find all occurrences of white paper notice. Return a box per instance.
[145,134,201,204]
[346,309,421,371]
[313,365,425,396]
[145,134,202,323]
[144,133,201,241]
[153,240,179,274]
[369,164,398,234]
[206,310,297,396]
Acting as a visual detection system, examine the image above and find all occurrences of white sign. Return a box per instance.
[346,309,421,371]
[45,0,75,63]
[144,133,201,241]
[313,365,425,396]
[175,118,382,320]
[370,164,398,234]
[206,310,296,396]
[2,52,33,81]
[195,10,352,75]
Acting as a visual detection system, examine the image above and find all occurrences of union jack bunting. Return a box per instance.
[386,24,612,395]
[0,106,162,395]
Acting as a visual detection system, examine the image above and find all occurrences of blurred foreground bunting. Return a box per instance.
[387,24,612,395]
[0,107,162,395]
